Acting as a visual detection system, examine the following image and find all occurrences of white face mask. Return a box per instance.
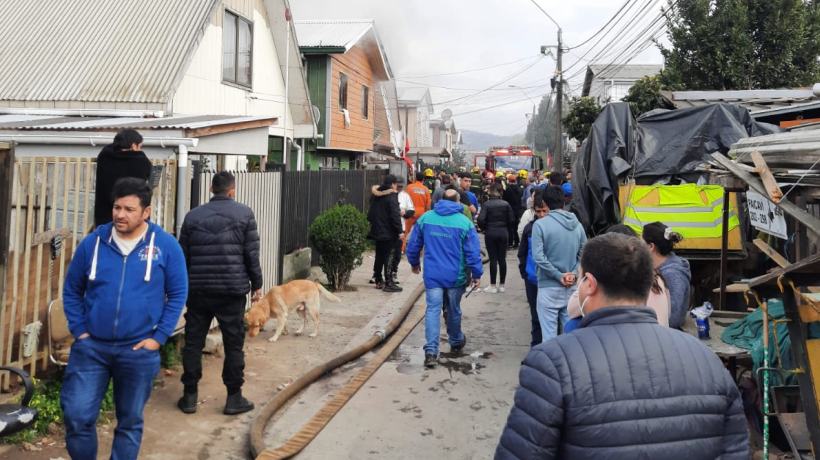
[579,295,590,317]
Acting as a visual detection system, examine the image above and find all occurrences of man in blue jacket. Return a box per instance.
[407,189,483,369]
[61,178,188,460]
[517,190,548,346]
[496,233,748,459]
[531,185,586,342]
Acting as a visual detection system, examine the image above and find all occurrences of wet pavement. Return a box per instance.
[263,250,532,459]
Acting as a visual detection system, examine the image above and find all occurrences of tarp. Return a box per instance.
[721,299,820,385]
[571,102,781,234]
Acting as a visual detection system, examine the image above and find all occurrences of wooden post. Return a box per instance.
[0,144,14,386]
[750,151,783,203]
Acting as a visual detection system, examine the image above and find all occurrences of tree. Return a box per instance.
[563,97,602,143]
[661,0,820,90]
[622,74,673,117]
[451,146,467,168]
[309,205,369,291]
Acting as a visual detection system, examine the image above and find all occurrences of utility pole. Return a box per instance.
[555,29,563,170]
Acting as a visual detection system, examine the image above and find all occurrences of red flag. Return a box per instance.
[404,137,410,155]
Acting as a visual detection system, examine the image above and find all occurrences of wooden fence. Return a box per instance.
[1,156,177,379]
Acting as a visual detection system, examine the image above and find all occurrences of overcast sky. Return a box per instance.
[291,0,669,136]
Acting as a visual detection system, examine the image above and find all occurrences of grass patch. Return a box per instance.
[2,375,115,445]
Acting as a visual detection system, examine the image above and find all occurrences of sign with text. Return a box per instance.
[746,190,788,240]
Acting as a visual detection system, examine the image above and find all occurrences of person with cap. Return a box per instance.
[423,168,437,192]
[391,177,415,283]
[561,181,573,207]
[367,174,404,293]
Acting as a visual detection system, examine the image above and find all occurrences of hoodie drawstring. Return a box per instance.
[144,232,155,282]
[89,236,101,281]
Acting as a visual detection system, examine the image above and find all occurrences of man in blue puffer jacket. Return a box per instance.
[407,189,483,369]
[496,233,748,459]
[61,178,188,460]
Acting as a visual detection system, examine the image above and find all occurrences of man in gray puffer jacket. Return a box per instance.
[496,233,748,460]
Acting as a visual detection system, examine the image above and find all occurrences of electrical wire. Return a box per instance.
[396,54,541,79]
[566,0,636,50]
[431,56,547,106]
[560,0,648,74]
[450,92,550,117]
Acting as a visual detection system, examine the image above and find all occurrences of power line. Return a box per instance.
[560,0,646,74]
[431,56,546,106]
[566,0,636,50]
[450,92,550,117]
[396,55,541,79]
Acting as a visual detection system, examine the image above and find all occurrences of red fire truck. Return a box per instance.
[473,145,545,174]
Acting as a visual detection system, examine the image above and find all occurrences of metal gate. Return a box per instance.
[197,169,283,292]
[1,156,176,378]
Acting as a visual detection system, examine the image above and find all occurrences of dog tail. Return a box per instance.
[315,282,341,302]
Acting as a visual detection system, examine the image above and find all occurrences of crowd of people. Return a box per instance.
[375,163,748,458]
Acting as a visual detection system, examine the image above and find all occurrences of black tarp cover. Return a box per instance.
[571,102,780,234]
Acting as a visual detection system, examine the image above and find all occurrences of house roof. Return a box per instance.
[0,113,275,137]
[0,0,219,104]
[397,87,433,110]
[586,64,663,81]
[662,88,820,114]
[294,19,394,80]
[582,64,662,96]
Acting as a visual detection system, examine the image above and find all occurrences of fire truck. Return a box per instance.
[474,145,545,174]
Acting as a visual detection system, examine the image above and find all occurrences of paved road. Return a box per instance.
[264,250,532,459]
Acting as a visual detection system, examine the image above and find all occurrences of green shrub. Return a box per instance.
[309,204,369,291]
[2,376,114,444]
[160,336,181,369]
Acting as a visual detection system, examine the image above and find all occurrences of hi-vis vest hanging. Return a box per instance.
[620,184,742,249]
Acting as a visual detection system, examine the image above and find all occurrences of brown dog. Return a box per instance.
[245,280,341,342]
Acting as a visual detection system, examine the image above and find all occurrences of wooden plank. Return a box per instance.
[754,238,791,267]
[751,151,783,203]
[712,153,820,238]
[82,158,92,235]
[70,160,81,257]
[18,161,36,365]
[44,159,58,370]
[57,162,71,299]
[4,162,24,387]
[747,252,820,288]
[30,158,47,374]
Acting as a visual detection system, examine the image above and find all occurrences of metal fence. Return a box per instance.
[278,169,386,274]
[1,156,176,378]
[197,169,283,292]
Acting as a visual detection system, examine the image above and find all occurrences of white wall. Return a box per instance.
[172,0,293,137]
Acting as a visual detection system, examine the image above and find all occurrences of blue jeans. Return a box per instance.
[61,337,160,460]
[424,287,466,356]
[536,286,573,342]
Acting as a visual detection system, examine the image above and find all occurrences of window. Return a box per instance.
[361,85,369,119]
[339,73,348,110]
[222,10,253,87]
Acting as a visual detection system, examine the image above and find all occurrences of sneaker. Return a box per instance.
[375,280,384,289]
[424,354,438,369]
[177,392,198,414]
[383,282,403,293]
[368,277,376,284]
[451,336,467,353]
[499,285,506,293]
[484,286,498,294]
[224,392,254,415]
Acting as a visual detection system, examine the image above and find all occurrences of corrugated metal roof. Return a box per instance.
[294,20,373,50]
[663,88,819,113]
[0,114,273,131]
[588,64,663,81]
[0,0,218,103]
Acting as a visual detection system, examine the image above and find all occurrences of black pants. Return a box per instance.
[181,293,246,394]
[390,238,402,275]
[485,231,508,285]
[508,224,520,247]
[525,281,542,346]
[373,239,395,283]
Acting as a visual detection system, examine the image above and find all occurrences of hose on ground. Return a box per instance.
[249,283,426,458]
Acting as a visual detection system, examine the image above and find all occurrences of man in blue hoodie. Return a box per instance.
[531,186,586,342]
[407,189,483,369]
[61,178,188,460]
[517,189,549,346]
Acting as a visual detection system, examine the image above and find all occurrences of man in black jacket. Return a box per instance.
[367,174,403,293]
[94,129,152,227]
[496,233,748,459]
[177,171,263,415]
